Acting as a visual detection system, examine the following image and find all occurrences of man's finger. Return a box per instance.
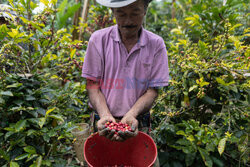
[118,131,127,140]
[131,121,138,131]
[115,135,125,142]
[106,129,115,139]
[124,130,137,137]
[131,125,136,131]
[99,128,109,136]
[98,125,106,130]
[110,133,120,141]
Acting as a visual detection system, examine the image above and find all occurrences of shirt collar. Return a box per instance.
[111,24,148,47]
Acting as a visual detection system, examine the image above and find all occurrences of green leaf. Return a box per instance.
[176,130,186,136]
[178,39,187,47]
[176,138,190,146]
[36,156,42,167]
[46,107,56,116]
[171,28,183,35]
[229,24,242,32]
[15,153,29,161]
[216,78,235,87]
[0,91,13,96]
[211,156,224,167]
[13,100,24,106]
[79,114,90,119]
[0,149,10,161]
[10,161,19,167]
[41,0,49,6]
[38,118,46,128]
[51,0,58,5]
[230,86,238,93]
[48,130,57,137]
[187,135,195,142]
[48,115,64,122]
[216,77,226,86]
[198,147,213,167]
[70,48,76,60]
[206,142,216,152]
[196,77,209,87]
[42,160,52,166]
[218,138,227,156]
[57,2,81,29]
[27,129,36,136]
[6,83,23,88]
[20,17,29,24]
[189,85,198,92]
[0,97,5,104]
[238,135,248,152]
[200,81,209,87]
[7,29,18,38]
[30,1,38,9]
[5,131,14,140]
[15,120,26,132]
[26,95,36,101]
[30,22,43,32]
[26,154,38,162]
[202,96,216,105]
[185,153,196,166]
[24,146,36,154]
[58,0,68,17]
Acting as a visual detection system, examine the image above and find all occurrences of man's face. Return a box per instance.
[0,17,9,25]
[113,0,146,38]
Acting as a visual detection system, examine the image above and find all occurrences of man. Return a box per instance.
[82,0,168,148]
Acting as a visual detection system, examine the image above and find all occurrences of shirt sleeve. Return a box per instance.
[148,45,169,88]
[81,38,103,81]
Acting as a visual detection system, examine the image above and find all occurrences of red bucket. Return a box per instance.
[84,131,157,167]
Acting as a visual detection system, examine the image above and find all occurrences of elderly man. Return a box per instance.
[82,0,168,137]
[82,0,168,164]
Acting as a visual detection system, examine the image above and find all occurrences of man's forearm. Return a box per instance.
[126,88,158,118]
[87,80,112,118]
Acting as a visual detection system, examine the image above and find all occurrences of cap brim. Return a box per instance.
[96,0,137,8]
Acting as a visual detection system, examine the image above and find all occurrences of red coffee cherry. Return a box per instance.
[105,121,132,134]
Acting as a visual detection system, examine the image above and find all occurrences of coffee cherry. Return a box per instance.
[105,121,132,133]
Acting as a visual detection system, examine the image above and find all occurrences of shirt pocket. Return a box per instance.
[135,59,151,83]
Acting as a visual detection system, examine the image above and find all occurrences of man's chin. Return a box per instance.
[121,29,139,37]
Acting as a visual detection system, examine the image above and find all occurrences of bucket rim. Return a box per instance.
[71,123,90,136]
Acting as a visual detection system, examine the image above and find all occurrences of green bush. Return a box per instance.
[0,74,70,166]
[149,0,249,166]
[0,1,89,166]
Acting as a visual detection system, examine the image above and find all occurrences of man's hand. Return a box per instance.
[118,113,138,141]
[97,115,116,140]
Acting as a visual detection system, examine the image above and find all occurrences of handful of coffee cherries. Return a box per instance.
[105,121,132,134]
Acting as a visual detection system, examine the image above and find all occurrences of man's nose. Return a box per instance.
[124,17,133,25]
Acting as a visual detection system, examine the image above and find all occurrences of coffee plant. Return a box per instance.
[149,0,249,166]
[0,0,89,166]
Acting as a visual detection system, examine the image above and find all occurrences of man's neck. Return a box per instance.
[119,29,142,53]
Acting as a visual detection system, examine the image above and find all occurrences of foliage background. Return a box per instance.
[0,0,249,166]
